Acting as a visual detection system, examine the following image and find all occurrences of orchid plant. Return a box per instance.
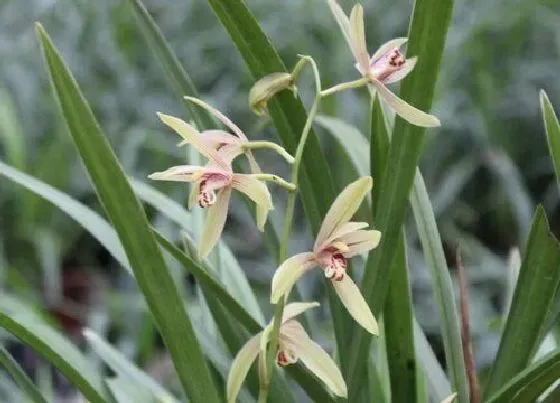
[27,0,558,400]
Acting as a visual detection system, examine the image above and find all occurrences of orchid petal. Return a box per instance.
[157,112,230,170]
[322,221,369,248]
[271,252,316,303]
[280,321,347,397]
[148,165,205,183]
[327,0,352,51]
[227,332,262,403]
[340,229,381,258]
[199,187,232,259]
[370,37,408,66]
[282,302,320,324]
[372,80,441,127]
[441,393,457,403]
[314,176,372,251]
[383,56,417,84]
[348,4,370,73]
[184,96,248,141]
[215,144,245,165]
[201,129,241,145]
[332,275,378,335]
[231,174,273,230]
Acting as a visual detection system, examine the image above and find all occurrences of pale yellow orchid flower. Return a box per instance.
[271,176,380,335]
[227,302,347,402]
[149,113,273,259]
[327,1,440,128]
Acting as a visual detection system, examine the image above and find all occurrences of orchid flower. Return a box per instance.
[271,176,380,334]
[327,1,440,128]
[227,302,347,402]
[149,113,273,259]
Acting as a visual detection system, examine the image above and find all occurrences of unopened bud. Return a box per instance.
[249,72,295,116]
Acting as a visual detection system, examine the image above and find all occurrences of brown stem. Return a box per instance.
[456,247,481,403]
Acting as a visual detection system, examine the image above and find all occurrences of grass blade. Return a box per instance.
[485,206,560,396]
[0,297,107,402]
[384,235,416,403]
[36,24,221,402]
[83,329,178,403]
[0,343,48,403]
[370,97,417,402]
[409,171,469,401]
[487,349,560,403]
[349,0,456,396]
[541,90,560,182]
[0,161,130,272]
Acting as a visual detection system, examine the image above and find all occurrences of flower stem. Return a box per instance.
[251,174,296,191]
[257,55,322,403]
[243,141,295,164]
[320,77,370,98]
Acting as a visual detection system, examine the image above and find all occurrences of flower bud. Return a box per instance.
[249,72,294,116]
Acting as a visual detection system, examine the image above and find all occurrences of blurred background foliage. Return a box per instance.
[0,0,559,399]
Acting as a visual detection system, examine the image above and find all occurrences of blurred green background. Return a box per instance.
[0,0,559,400]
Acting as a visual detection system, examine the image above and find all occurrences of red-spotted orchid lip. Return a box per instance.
[270,177,380,336]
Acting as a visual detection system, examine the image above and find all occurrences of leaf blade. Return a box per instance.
[36,24,221,403]
[485,207,560,396]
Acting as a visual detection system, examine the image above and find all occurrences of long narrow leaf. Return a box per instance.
[83,329,178,403]
[350,0,456,397]
[485,207,560,396]
[370,97,417,403]
[384,236,416,403]
[0,161,130,272]
[0,298,107,403]
[409,171,468,401]
[36,24,221,403]
[541,90,560,183]
[0,343,48,403]
[487,349,560,403]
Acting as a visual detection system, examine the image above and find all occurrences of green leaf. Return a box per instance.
[0,160,131,272]
[315,115,369,177]
[0,296,107,402]
[36,24,221,403]
[0,343,48,403]
[487,349,560,403]
[83,329,178,403]
[370,96,416,403]
[349,0,456,397]
[541,90,560,183]
[383,235,416,403]
[485,207,560,396]
[0,87,26,170]
[409,171,468,401]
